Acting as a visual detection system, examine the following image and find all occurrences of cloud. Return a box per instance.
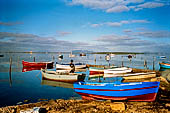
[0,21,23,26]
[66,0,167,13]
[137,2,164,8]
[90,19,150,28]
[123,29,132,33]
[90,23,103,27]
[93,33,168,52]
[106,5,130,13]
[56,31,72,37]
[95,34,136,42]
[132,30,170,38]
[0,32,91,52]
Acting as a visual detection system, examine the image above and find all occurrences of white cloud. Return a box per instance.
[131,20,150,23]
[106,5,130,13]
[105,22,122,27]
[56,31,72,37]
[66,0,167,13]
[90,19,150,27]
[137,2,164,8]
[132,30,170,38]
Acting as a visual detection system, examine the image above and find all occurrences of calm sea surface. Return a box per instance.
[0,52,169,107]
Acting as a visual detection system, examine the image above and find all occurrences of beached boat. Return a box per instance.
[122,72,156,80]
[41,79,73,89]
[41,69,86,83]
[74,81,160,101]
[22,66,43,72]
[104,72,156,78]
[56,63,87,70]
[104,67,132,74]
[159,62,170,69]
[89,66,131,75]
[22,60,54,68]
[89,67,104,75]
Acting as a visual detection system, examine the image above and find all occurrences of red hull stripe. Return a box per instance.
[74,86,157,91]
[78,92,157,101]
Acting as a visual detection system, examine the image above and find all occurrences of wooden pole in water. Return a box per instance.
[153,56,155,70]
[9,57,12,86]
[52,55,55,62]
[121,56,124,67]
[94,55,96,65]
[144,59,147,69]
[33,57,35,62]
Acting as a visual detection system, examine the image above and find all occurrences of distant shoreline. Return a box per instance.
[0,51,145,55]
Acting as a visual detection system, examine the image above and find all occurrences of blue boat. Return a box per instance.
[159,62,170,69]
[74,81,160,101]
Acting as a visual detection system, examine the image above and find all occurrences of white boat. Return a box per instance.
[41,69,85,83]
[104,67,132,74]
[110,54,115,57]
[69,52,76,58]
[104,71,156,79]
[56,63,86,70]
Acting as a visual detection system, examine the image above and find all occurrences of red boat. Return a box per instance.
[22,60,54,69]
[22,66,44,72]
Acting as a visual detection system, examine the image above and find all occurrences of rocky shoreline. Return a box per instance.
[0,77,169,113]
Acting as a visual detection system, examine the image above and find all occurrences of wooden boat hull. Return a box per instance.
[74,81,160,101]
[56,63,87,70]
[159,62,170,69]
[89,67,104,75]
[41,69,85,83]
[123,73,156,80]
[104,67,132,74]
[104,72,156,79]
[22,60,54,68]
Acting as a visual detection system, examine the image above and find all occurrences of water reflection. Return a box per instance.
[41,79,73,89]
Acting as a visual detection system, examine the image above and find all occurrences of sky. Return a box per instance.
[0,0,170,52]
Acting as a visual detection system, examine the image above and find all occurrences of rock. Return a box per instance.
[160,86,166,90]
[17,102,23,105]
[160,76,169,84]
[24,100,29,103]
[165,103,170,108]
[167,73,170,82]
[110,102,125,111]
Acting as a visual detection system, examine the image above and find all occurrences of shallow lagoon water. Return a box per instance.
[0,52,169,107]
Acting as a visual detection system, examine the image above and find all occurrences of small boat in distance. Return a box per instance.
[80,53,86,56]
[69,52,76,58]
[159,56,166,59]
[110,54,115,57]
[22,60,54,68]
[74,81,160,101]
[58,54,63,59]
[0,54,4,57]
[159,62,170,69]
